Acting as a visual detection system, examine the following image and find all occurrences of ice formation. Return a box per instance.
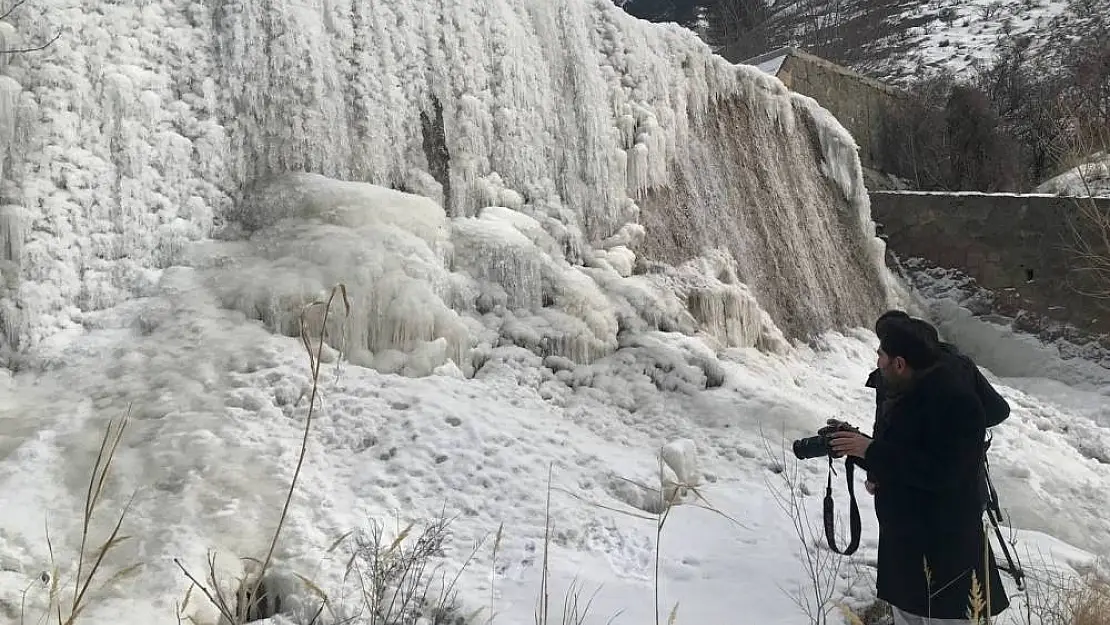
[0,0,894,373]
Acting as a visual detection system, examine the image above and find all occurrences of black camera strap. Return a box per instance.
[823,456,862,556]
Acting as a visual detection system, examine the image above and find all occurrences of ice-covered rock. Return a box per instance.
[0,0,895,370]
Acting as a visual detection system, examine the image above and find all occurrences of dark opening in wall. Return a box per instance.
[1025,268,1035,282]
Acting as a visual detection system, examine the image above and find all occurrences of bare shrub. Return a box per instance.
[340,514,483,625]
[21,413,140,625]
[760,429,869,625]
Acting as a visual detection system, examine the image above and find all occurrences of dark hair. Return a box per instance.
[875,309,911,334]
[907,317,940,345]
[878,317,939,370]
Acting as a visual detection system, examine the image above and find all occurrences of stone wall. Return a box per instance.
[870,191,1110,334]
[775,51,912,178]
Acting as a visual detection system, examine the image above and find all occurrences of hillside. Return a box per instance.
[620,0,1110,192]
[620,0,1106,85]
[752,0,1101,86]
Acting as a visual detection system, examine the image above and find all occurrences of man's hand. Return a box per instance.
[829,431,872,459]
[865,480,877,495]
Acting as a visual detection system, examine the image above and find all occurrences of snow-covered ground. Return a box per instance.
[1,279,1109,624]
[898,257,1110,387]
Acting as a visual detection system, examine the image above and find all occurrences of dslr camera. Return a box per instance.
[792,419,861,460]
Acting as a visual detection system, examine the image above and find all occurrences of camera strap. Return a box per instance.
[823,456,862,556]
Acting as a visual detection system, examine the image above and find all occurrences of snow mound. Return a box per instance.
[1036,153,1110,198]
[178,174,790,377]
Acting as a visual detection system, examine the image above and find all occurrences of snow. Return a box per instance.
[1036,153,1110,198]
[4,307,1109,624]
[852,0,1082,85]
[897,258,1110,392]
[0,0,1107,624]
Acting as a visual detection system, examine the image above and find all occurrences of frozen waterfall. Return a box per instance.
[0,0,893,373]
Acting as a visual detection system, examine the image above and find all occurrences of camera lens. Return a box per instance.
[792,435,829,460]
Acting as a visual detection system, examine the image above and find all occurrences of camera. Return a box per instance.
[792,419,861,460]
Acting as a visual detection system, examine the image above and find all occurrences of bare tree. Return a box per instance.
[1063,121,1110,303]
[794,0,850,60]
[709,0,772,59]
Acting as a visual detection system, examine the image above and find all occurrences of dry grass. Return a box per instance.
[759,428,866,625]
[542,442,744,625]
[1016,552,1110,625]
[175,284,351,624]
[535,465,616,625]
[1067,574,1110,625]
[21,412,141,625]
[339,512,485,625]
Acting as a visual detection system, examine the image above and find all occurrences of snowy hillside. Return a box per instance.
[710,0,1103,87]
[0,0,1108,624]
[848,0,1091,85]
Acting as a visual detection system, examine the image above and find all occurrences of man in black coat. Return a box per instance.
[866,310,1010,433]
[831,317,1010,623]
[864,311,1010,505]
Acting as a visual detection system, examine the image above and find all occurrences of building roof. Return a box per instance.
[740,46,794,76]
[740,46,911,99]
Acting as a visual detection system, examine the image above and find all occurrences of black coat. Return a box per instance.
[866,342,1011,435]
[858,365,1010,619]
[865,343,1010,508]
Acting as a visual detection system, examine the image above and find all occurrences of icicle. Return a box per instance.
[0,23,18,74]
[0,76,21,178]
[0,204,22,267]
[450,216,543,311]
[626,143,650,196]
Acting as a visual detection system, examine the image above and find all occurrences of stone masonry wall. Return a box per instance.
[777,52,911,178]
[870,191,1110,335]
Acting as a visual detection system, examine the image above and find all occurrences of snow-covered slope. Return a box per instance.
[726,0,1102,87]
[850,0,1087,85]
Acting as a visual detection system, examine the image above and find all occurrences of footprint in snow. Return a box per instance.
[583,520,655,581]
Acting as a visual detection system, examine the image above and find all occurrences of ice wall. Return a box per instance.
[0,0,893,369]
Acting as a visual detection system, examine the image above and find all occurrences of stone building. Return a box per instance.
[742,46,914,187]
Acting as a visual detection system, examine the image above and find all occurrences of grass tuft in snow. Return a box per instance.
[174,284,350,624]
[26,411,139,625]
[536,466,621,625]
[759,427,869,625]
[549,440,748,625]
[340,511,483,625]
[1017,551,1110,625]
